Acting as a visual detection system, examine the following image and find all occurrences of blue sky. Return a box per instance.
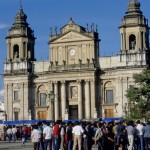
[0,0,150,101]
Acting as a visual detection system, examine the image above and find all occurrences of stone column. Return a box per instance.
[85,79,90,119]
[61,81,66,120]
[54,81,59,121]
[7,84,13,120]
[20,83,24,120]
[4,84,8,119]
[138,32,140,49]
[121,34,123,50]
[90,79,97,118]
[143,32,146,49]
[7,43,11,60]
[25,43,28,59]
[24,83,29,120]
[10,44,13,60]
[124,33,126,50]
[50,47,52,61]
[139,31,143,49]
[77,79,83,119]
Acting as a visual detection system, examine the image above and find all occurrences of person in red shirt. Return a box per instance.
[22,126,28,146]
[53,120,60,150]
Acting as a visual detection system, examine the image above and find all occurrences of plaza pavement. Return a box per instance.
[0,140,33,150]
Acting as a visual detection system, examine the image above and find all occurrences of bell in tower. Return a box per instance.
[6,3,36,62]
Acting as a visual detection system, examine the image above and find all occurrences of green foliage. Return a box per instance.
[126,69,150,120]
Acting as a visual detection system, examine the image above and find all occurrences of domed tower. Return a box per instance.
[4,4,36,121]
[4,4,36,74]
[119,0,150,66]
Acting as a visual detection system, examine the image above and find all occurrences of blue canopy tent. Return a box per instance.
[63,119,81,123]
[102,117,123,122]
[3,120,53,125]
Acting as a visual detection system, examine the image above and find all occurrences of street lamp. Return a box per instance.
[3,111,7,121]
[123,103,127,117]
[47,91,55,120]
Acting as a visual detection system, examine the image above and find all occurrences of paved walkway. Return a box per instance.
[0,140,33,150]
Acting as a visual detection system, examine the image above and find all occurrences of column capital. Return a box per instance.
[20,82,24,87]
[90,78,95,83]
[24,83,29,88]
[53,81,58,84]
[85,79,90,83]
[8,83,13,87]
[4,83,8,87]
[61,80,65,85]
[77,79,82,84]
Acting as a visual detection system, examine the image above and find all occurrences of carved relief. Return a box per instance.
[70,86,78,98]
[13,107,20,112]
[61,33,82,40]
[13,83,20,89]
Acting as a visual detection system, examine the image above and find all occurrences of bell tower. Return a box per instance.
[4,4,36,74]
[119,0,150,65]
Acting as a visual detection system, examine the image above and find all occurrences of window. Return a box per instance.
[39,93,46,106]
[106,90,114,104]
[14,91,18,101]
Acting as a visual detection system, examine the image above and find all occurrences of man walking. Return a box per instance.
[143,121,150,150]
[12,125,17,142]
[136,120,144,150]
[31,125,40,150]
[72,121,84,150]
[43,122,53,150]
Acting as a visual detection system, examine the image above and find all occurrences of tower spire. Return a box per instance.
[19,0,22,9]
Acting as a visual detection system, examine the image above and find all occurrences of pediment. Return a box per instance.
[51,31,93,43]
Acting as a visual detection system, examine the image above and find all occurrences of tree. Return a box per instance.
[126,69,150,120]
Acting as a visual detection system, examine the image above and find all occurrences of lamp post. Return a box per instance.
[3,111,7,121]
[47,91,55,120]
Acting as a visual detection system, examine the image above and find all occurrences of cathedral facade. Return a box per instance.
[4,0,150,121]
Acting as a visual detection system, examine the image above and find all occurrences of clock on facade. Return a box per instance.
[69,49,76,56]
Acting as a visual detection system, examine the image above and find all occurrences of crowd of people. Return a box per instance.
[3,119,150,150]
[4,125,31,145]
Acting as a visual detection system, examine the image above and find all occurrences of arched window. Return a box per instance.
[13,44,19,58]
[104,81,114,104]
[39,93,46,106]
[129,34,136,50]
[37,85,47,107]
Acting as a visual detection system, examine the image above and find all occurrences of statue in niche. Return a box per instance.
[130,40,136,49]
[15,51,19,58]
[71,86,77,98]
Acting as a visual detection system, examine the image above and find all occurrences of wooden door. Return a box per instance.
[38,111,47,120]
[105,109,114,118]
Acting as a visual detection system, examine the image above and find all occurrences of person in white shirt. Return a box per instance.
[136,120,144,150]
[43,122,53,150]
[72,121,84,150]
[7,126,12,143]
[126,121,134,150]
[31,125,40,150]
[12,125,17,142]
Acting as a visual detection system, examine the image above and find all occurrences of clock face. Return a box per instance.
[69,49,76,56]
